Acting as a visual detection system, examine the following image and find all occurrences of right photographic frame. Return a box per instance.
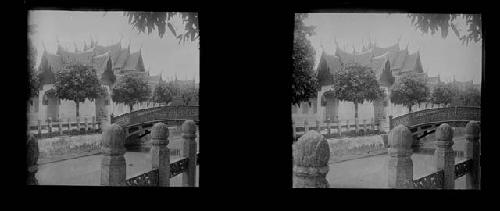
[291,13,482,189]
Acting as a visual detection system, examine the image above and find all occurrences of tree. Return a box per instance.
[292,13,319,106]
[408,14,481,45]
[52,64,105,119]
[390,72,430,113]
[317,55,333,87]
[28,24,39,98]
[180,87,198,106]
[451,85,481,107]
[151,82,173,105]
[123,12,198,44]
[332,63,385,132]
[430,83,454,107]
[112,73,151,112]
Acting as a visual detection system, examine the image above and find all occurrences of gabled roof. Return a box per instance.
[114,48,130,69]
[91,52,110,78]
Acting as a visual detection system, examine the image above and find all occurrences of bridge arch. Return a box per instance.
[389,106,480,143]
[111,105,199,144]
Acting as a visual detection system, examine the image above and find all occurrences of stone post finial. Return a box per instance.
[100,123,126,186]
[293,130,330,188]
[434,123,454,189]
[151,122,170,186]
[388,124,413,188]
[182,120,197,187]
[27,134,38,185]
[465,121,480,189]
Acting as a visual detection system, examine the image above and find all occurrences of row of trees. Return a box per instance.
[30,64,198,120]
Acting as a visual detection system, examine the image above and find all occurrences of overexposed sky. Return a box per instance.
[28,10,199,83]
[304,13,482,84]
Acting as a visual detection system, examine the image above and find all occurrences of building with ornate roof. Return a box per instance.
[292,42,445,132]
[29,40,166,123]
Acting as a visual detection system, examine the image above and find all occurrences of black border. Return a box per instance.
[10,0,496,205]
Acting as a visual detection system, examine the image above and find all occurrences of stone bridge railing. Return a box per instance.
[388,121,480,189]
[100,120,199,187]
[111,106,199,128]
[389,106,480,130]
[292,121,481,189]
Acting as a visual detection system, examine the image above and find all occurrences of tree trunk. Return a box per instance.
[408,105,412,113]
[129,104,134,112]
[354,102,359,134]
[75,101,80,119]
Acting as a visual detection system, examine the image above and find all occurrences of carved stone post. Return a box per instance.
[47,117,52,133]
[151,122,170,186]
[337,118,342,136]
[27,134,38,185]
[182,120,197,187]
[304,120,309,132]
[388,125,414,188]
[465,121,480,189]
[100,124,126,186]
[293,130,330,188]
[316,120,320,132]
[58,119,63,135]
[371,118,375,131]
[37,120,41,137]
[67,118,71,131]
[434,123,455,189]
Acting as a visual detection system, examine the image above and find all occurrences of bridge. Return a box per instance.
[389,106,480,143]
[111,105,199,143]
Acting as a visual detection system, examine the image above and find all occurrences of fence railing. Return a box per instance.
[100,120,199,187]
[388,121,480,189]
[292,118,382,139]
[28,116,104,138]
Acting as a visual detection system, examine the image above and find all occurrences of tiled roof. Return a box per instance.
[320,43,423,86]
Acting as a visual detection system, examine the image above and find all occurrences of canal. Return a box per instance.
[36,130,199,187]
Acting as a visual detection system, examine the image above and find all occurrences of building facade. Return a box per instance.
[292,43,445,131]
[28,40,166,124]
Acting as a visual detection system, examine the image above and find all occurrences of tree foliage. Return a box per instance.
[408,14,481,45]
[180,87,199,106]
[111,73,151,112]
[53,64,105,117]
[332,63,385,105]
[151,82,173,105]
[124,12,198,44]
[28,24,39,98]
[430,82,454,106]
[390,72,430,112]
[317,55,333,86]
[292,13,319,106]
[458,86,481,106]
[450,85,481,107]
